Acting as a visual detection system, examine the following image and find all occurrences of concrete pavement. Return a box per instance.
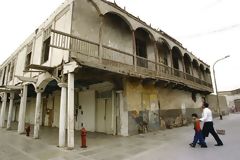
[0,114,240,160]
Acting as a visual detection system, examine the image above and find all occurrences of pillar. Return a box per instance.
[0,92,7,128]
[116,91,128,136]
[6,93,14,129]
[132,31,137,71]
[58,83,67,147]
[67,72,75,149]
[98,15,103,62]
[33,91,42,139]
[18,85,28,134]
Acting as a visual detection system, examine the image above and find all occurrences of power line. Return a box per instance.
[180,23,240,39]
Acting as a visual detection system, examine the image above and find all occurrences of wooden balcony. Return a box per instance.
[48,29,213,92]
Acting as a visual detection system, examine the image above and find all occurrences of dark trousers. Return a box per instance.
[202,122,223,145]
[193,131,206,145]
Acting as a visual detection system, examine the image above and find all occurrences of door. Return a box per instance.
[96,98,112,133]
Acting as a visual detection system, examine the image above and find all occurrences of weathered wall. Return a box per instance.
[72,0,100,43]
[207,94,229,116]
[125,79,203,135]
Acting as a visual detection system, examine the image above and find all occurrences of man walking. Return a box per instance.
[200,102,223,146]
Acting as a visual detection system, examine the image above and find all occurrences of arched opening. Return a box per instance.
[135,28,155,68]
[200,64,205,81]
[172,47,183,77]
[41,80,60,127]
[192,59,200,78]
[183,53,192,74]
[156,38,171,66]
[102,12,133,65]
[205,68,211,83]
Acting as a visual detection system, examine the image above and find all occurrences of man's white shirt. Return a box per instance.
[200,108,213,122]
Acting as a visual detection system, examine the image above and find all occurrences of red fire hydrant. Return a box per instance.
[81,127,87,148]
[25,125,30,137]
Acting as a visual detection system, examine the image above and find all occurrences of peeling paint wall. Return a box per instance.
[125,78,204,135]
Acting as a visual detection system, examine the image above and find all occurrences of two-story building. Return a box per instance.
[0,0,213,149]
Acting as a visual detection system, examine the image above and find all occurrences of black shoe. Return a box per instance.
[214,143,223,146]
[189,143,196,148]
[201,144,208,148]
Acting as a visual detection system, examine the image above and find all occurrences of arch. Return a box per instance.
[43,79,60,94]
[134,27,155,68]
[205,68,211,83]
[199,64,205,80]
[88,0,102,15]
[104,11,133,30]
[102,11,133,65]
[183,53,192,74]
[172,46,182,70]
[156,38,171,66]
[205,68,210,74]
[192,59,199,68]
[192,59,200,78]
[36,72,59,92]
[135,27,155,41]
[27,83,37,97]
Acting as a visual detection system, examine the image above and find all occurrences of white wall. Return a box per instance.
[77,90,96,132]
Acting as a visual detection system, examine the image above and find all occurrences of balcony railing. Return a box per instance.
[48,29,213,91]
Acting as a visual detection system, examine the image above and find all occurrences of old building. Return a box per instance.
[219,88,240,112]
[0,0,213,148]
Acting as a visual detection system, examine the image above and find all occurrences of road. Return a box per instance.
[0,114,239,160]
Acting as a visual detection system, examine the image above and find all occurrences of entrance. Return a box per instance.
[96,98,112,134]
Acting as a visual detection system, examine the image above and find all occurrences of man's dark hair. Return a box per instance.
[192,113,198,118]
[203,102,209,108]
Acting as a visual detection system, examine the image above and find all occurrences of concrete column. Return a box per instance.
[116,91,128,136]
[12,104,16,122]
[33,91,42,139]
[58,83,67,147]
[6,93,14,129]
[67,72,75,149]
[132,31,137,71]
[98,15,103,62]
[18,85,28,134]
[0,93,7,128]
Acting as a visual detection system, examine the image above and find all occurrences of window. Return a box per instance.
[25,52,32,70]
[25,42,33,70]
[42,37,51,63]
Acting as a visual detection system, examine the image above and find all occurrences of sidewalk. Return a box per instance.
[0,114,240,160]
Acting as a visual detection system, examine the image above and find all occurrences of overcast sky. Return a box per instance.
[0,0,239,91]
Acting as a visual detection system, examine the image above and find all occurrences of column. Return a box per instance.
[67,72,75,149]
[33,91,42,139]
[132,31,137,71]
[98,15,103,62]
[153,41,158,72]
[0,93,7,128]
[58,83,67,147]
[18,85,28,134]
[116,91,128,136]
[6,93,14,129]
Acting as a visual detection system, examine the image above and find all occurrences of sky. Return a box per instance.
[0,0,239,91]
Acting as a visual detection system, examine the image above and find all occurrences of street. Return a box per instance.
[0,114,239,160]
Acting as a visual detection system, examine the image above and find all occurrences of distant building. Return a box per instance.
[0,0,213,148]
[219,89,240,112]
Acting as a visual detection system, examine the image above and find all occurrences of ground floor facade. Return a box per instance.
[0,66,210,148]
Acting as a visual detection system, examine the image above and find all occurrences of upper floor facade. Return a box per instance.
[0,0,213,93]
